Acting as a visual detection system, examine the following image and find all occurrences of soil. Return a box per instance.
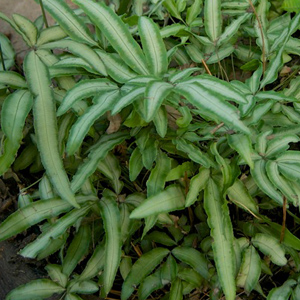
[0,0,77,61]
[0,1,80,298]
[0,177,100,300]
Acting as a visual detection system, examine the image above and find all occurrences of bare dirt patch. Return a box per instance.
[0,0,77,59]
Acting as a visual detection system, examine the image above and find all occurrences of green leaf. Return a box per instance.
[255,91,297,102]
[45,264,68,288]
[254,0,270,56]
[204,179,236,300]
[98,152,123,194]
[121,248,169,300]
[147,150,172,197]
[120,257,132,280]
[153,106,168,138]
[130,185,185,219]
[254,222,300,251]
[71,132,128,193]
[0,33,15,70]
[120,203,137,243]
[42,0,96,46]
[73,0,149,75]
[166,161,195,181]
[145,231,177,247]
[236,246,261,293]
[245,63,263,94]
[40,40,107,76]
[65,294,84,300]
[66,90,120,155]
[173,138,214,168]
[251,160,283,205]
[276,151,300,164]
[99,193,122,296]
[221,1,251,9]
[18,193,33,208]
[177,267,203,287]
[163,0,183,20]
[260,14,300,88]
[186,0,203,25]
[278,162,300,183]
[95,50,138,83]
[24,51,79,208]
[49,67,89,78]
[62,225,91,277]
[217,13,251,47]
[185,167,210,207]
[281,105,300,123]
[160,24,186,38]
[227,179,259,214]
[129,147,144,181]
[227,134,254,169]
[185,44,204,63]
[39,175,55,200]
[176,106,193,128]
[245,101,274,126]
[266,160,297,205]
[169,278,183,300]
[165,40,190,65]
[57,113,75,155]
[69,280,99,294]
[176,0,187,13]
[169,67,202,83]
[142,215,159,239]
[52,57,99,75]
[252,233,287,266]
[5,279,65,300]
[57,79,117,116]
[36,25,68,46]
[293,285,300,300]
[265,135,299,158]
[172,247,209,279]
[211,142,233,190]
[141,138,159,169]
[204,0,222,42]
[127,76,157,87]
[267,279,296,300]
[187,75,248,104]
[144,81,173,122]
[255,130,272,154]
[282,0,300,12]
[175,82,250,134]
[79,242,105,281]
[19,204,92,258]
[139,17,168,76]
[138,271,164,300]
[0,90,32,175]
[12,14,37,46]
[37,232,69,260]
[111,86,145,115]
[0,71,27,88]
[0,12,31,46]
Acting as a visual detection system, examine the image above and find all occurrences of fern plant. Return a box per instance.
[1,0,300,299]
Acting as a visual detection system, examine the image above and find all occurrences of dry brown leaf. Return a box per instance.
[106,112,122,134]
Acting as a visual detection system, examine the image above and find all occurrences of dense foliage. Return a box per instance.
[1,0,300,299]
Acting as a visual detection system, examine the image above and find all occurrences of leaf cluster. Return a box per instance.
[1,0,300,299]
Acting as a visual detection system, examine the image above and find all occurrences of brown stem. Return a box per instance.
[131,242,142,257]
[210,122,225,135]
[280,196,287,243]
[248,0,266,75]
[0,43,6,71]
[201,59,212,76]
[39,0,49,28]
